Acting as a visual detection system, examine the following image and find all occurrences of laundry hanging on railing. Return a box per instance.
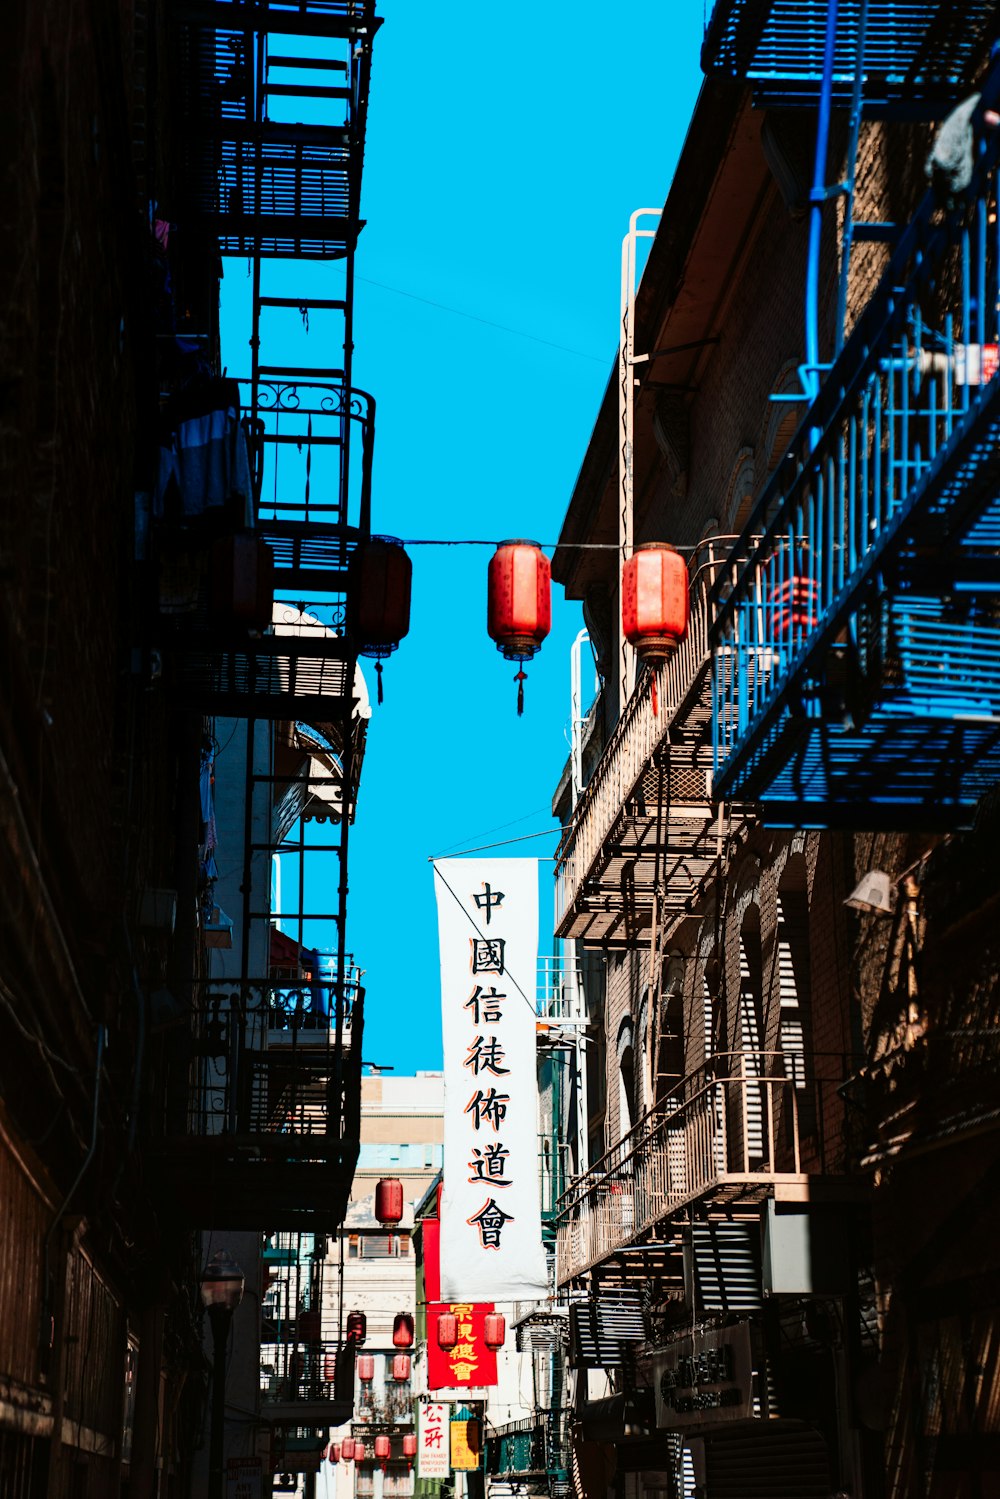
[156,376,254,526]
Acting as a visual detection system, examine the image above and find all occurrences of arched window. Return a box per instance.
[616,1015,637,1133]
[724,447,757,534]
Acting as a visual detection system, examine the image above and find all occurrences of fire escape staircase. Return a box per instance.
[711,41,1000,826]
[157,1,379,1256]
[556,541,744,948]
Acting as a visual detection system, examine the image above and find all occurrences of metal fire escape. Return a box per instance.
[705,0,1000,825]
[156,0,381,1449]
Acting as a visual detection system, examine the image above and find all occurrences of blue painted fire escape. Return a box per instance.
[705,0,1000,826]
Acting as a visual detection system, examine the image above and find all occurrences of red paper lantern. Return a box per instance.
[374,1435,391,1462]
[483,1312,506,1351]
[393,1312,414,1348]
[437,1312,458,1350]
[402,1434,417,1460]
[324,1352,337,1381]
[375,1177,404,1226]
[348,536,412,703]
[392,1354,411,1381]
[354,1443,367,1463]
[357,1354,375,1382]
[342,1439,356,1462]
[622,543,689,663]
[487,540,552,714]
[330,1444,341,1464]
[346,1310,367,1345]
[209,531,275,631]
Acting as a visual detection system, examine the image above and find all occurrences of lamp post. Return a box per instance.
[200,1250,245,1499]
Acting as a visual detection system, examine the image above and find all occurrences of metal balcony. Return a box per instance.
[173,0,378,258]
[157,985,363,1232]
[556,1053,849,1286]
[713,76,1000,827]
[701,0,997,113]
[556,541,743,948]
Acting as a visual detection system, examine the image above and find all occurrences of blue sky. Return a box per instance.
[222,3,705,1071]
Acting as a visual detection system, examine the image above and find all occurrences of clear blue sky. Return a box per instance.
[222,3,705,1071]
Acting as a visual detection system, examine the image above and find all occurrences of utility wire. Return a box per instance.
[430,862,537,1019]
[356,274,609,365]
[429,826,568,860]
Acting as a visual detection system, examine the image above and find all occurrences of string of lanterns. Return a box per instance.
[347,537,690,713]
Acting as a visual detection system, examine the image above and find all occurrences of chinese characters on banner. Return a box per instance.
[426,1302,498,1390]
[434,858,547,1300]
[449,1415,482,1472]
[417,1403,450,1479]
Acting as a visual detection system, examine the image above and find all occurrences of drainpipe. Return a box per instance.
[804,0,840,436]
[570,629,590,810]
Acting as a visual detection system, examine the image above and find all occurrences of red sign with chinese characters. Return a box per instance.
[426,1302,498,1389]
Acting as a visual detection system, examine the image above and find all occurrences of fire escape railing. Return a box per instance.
[555,1052,851,1284]
[701,0,996,113]
[712,66,1000,825]
[555,539,736,945]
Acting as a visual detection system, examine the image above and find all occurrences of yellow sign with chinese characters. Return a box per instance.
[449,1417,481,1471]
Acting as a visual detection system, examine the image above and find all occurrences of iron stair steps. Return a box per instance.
[258,296,348,312]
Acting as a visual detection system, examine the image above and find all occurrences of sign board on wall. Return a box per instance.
[417,1403,450,1479]
[426,1301,498,1390]
[433,857,548,1301]
[226,1457,263,1499]
[449,1415,482,1471]
[650,1323,754,1429]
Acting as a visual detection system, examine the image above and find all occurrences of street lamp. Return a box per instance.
[200,1250,245,1499]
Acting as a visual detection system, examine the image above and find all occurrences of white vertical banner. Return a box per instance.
[417,1403,450,1479]
[434,858,548,1300]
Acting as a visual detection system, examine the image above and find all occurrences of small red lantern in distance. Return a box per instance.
[374,1436,391,1463]
[342,1439,356,1462]
[354,1443,367,1463]
[403,1433,417,1461]
[346,1310,367,1345]
[487,540,551,715]
[347,536,412,704]
[392,1354,411,1381]
[437,1312,458,1350]
[483,1312,506,1351]
[357,1354,375,1382]
[375,1177,404,1226]
[324,1352,337,1381]
[393,1313,414,1348]
[622,543,689,664]
[330,1444,341,1465]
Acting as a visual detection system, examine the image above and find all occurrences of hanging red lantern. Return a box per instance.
[346,1310,367,1345]
[375,1177,404,1226]
[622,543,689,664]
[357,1354,375,1382]
[487,540,551,715]
[437,1312,458,1350]
[354,1442,367,1463]
[483,1312,506,1351]
[323,1351,337,1382]
[330,1444,341,1465]
[342,1439,356,1462]
[347,536,412,705]
[392,1354,411,1381]
[392,1313,414,1348]
[374,1435,391,1463]
[402,1433,417,1461]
